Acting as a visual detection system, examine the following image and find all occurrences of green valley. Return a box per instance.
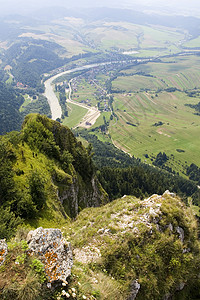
[0,4,200,299]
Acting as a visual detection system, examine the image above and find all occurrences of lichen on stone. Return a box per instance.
[0,240,7,266]
[27,227,73,283]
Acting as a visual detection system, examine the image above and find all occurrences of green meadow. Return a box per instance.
[72,78,98,106]
[61,102,87,129]
[183,36,200,48]
[83,22,185,55]
[108,55,200,173]
[110,90,200,172]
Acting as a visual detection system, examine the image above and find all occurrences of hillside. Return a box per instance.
[0,192,200,299]
[0,114,107,239]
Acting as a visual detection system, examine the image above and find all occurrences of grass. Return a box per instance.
[12,142,68,228]
[62,193,199,300]
[109,89,200,173]
[61,102,88,129]
[83,21,185,54]
[106,55,200,174]
[112,75,167,92]
[5,73,13,85]
[183,36,200,48]
[1,192,199,300]
[71,78,98,106]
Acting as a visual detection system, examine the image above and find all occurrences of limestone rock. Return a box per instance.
[0,240,7,266]
[176,226,184,243]
[128,280,141,300]
[163,190,176,197]
[27,227,73,283]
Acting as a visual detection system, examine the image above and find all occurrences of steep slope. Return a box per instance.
[0,114,107,239]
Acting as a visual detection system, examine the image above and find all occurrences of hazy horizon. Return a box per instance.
[1,0,200,17]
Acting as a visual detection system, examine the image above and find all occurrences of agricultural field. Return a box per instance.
[59,54,200,176]
[116,55,200,91]
[110,90,200,172]
[182,36,200,48]
[62,102,87,129]
[108,56,200,174]
[112,75,167,92]
[71,78,98,106]
[83,21,185,55]
[20,18,188,58]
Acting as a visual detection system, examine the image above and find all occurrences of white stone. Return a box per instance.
[27,227,73,283]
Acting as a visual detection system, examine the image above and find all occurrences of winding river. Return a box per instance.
[43,51,195,121]
[43,60,138,120]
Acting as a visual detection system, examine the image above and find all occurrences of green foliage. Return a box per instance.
[29,170,47,210]
[30,259,46,283]
[153,152,169,167]
[6,39,66,90]
[0,82,23,134]
[0,237,51,300]
[22,118,60,158]
[21,94,51,119]
[15,253,26,265]
[0,208,22,240]
[60,150,74,171]
[0,114,106,233]
[187,163,200,184]
[1,271,42,300]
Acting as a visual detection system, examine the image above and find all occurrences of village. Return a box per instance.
[55,60,133,114]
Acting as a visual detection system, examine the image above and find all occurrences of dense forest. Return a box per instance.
[4,39,66,91]
[0,81,23,134]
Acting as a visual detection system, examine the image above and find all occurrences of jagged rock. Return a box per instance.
[176,226,184,243]
[0,240,7,266]
[168,223,173,232]
[27,227,73,283]
[128,280,141,300]
[59,176,107,217]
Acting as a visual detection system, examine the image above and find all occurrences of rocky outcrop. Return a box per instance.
[176,226,184,243]
[128,280,141,300]
[59,175,108,217]
[0,240,7,266]
[27,227,73,283]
